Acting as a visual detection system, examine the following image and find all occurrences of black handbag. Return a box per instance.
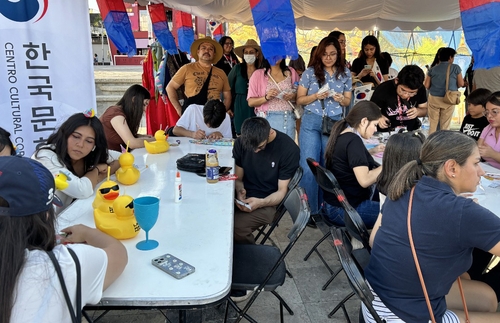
[176,153,206,173]
[321,99,337,136]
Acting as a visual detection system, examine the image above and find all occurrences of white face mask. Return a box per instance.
[244,54,256,65]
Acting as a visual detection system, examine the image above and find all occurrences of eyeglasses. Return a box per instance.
[224,42,233,46]
[398,86,418,97]
[485,109,500,117]
[99,185,119,194]
[322,52,338,58]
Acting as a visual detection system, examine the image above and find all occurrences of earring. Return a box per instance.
[92,146,96,151]
[452,174,456,178]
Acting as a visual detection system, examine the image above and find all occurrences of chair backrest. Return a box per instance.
[331,227,384,323]
[257,166,304,245]
[343,205,372,252]
[306,157,318,177]
[283,186,310,242]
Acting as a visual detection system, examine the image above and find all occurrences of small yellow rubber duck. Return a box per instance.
[144,130,170,154]
[54,170,71,190]
[92,179,120,214]
[116,151,140,185]
[94,195,140,240]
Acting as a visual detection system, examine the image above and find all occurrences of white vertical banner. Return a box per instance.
[0,1,95,156]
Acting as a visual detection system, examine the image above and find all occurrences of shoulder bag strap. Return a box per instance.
[67,248,82,323]
[445,63,451,91]
[47,250,79,323]
[407,187,470,323]
[267,71,296,111]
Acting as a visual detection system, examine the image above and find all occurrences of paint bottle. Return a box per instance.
[174,171,182,202]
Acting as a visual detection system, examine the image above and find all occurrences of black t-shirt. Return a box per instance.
[325,132,377,207]
[233,130,300,198]
[460,115,489,141]
[370,80,427,132]
[351,57,389,86]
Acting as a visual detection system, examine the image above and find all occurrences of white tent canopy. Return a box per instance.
[130,0,462,31]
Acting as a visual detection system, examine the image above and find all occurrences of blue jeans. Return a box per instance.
[298,111,330,214]
[322,200,379,228]
[266,110,296,139]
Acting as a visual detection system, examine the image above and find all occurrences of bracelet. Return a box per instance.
[264,94,269,101]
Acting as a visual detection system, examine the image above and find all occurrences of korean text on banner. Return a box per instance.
[0,1,95,156]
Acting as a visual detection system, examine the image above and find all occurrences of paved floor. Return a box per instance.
[87,65,361,323]
[83,214,359,323]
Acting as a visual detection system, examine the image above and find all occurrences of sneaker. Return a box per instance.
[230,288,254,303]
[307,217,317,229]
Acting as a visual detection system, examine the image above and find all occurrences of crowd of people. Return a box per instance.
[2,29,500,322]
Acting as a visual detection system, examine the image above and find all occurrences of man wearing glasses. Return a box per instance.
[370,65,428,132]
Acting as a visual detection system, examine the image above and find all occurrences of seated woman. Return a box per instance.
[365,131,500,322]
[478,91,500,169]
[0,127,16,156]
[322,101,382,227]
[32,112,119,214]
[99,84,154,151]
[0,156,127,323]
[376,130,425,207]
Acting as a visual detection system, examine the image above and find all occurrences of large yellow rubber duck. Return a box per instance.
[92,179,120,214]
[144,130,170,154]
[116,150,140,185]
[94,195,140,240]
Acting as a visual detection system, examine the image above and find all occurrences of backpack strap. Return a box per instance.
[47,248,81,323]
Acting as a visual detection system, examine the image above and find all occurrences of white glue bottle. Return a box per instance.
[174,171,182,202]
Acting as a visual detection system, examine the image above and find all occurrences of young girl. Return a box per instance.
[33,112,119,214]
[99,84,154,151]
[0,156,126,323]
[322,101,382,227]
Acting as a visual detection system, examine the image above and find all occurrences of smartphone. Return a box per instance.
[364,64,372,69]
[152,254,195,279]
[235,198,252,210]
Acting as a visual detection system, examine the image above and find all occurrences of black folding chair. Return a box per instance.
[255,166,303,245]
[330,227,384,323]
[224,186,310,323]
[303,158,344,289]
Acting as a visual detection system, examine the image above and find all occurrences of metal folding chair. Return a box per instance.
[330,227,385,323]
[224,186,310,323]
[255,166,303,245]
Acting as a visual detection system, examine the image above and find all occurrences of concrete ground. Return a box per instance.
[87,65,361,323]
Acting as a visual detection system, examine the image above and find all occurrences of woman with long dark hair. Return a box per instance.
[99,84,154,151]
[351,35,389,87]
[322,101,382,226]
[295,36,352,215]
[228,39,261,135]
[365,131,500,322]
[0,156,127,323]
[215,36,240,76]
[247,58,300,139]
[33,112,119,214]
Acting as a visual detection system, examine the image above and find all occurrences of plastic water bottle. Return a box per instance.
[174,171,182,202]
[292,81,299,92]
[206,149,219,184]
[420,117,430,138]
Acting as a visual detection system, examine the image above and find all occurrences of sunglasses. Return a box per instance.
[125,200,134,209]
[99,185,119,194]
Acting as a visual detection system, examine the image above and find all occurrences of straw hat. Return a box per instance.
[234,39,261,59]
[190,36,223,63]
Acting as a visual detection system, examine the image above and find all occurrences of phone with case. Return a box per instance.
[152,254,195,279]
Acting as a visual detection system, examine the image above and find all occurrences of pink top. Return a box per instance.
[247,67,299,114]
[480,125,500,169]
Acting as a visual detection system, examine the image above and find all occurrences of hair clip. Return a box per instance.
[83,108,96,118]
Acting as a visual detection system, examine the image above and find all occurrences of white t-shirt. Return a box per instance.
[176,104,232,138]
[11,244,107,323]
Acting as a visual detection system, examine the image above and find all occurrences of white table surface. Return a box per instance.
[57,138,235,306]
[473,162,500,217]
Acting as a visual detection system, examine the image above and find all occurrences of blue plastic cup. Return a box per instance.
[134,196,160,250]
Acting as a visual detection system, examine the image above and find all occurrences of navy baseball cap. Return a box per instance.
[0,156,56,216]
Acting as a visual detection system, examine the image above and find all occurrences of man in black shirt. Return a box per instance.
[233,117,300,244]
[371,65,427,132]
